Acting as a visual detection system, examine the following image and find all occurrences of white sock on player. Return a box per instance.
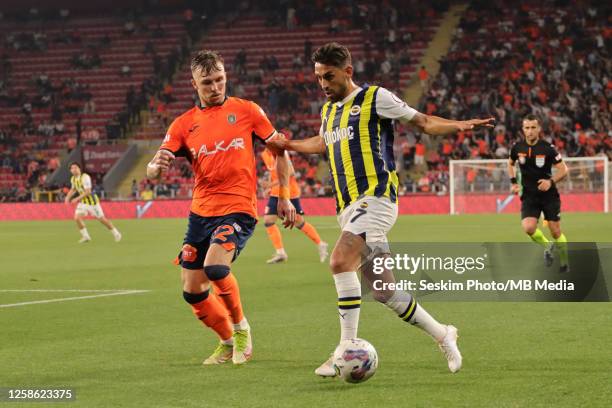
[385,290,447,341]
[333,272,361,341]
[233,317,249,331]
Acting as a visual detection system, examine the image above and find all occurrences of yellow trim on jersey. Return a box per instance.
[338,96,359,204]
[71,173,99,205]
[324,103,343,202]
[358,87,380,198]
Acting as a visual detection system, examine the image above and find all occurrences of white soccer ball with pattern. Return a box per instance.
[333,338,378,383]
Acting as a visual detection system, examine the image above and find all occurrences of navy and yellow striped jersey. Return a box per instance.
[320,85,400,213]
[70,173,100,205]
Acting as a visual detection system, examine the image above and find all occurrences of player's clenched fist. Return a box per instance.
[147,149,175,178]
[266,133,288,155]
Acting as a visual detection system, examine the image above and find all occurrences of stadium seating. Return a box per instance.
[414,0,610,191]
[133,5,442,197]
[0,13,186,198]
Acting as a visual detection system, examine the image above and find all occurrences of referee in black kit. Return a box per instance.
[508,114,570,272]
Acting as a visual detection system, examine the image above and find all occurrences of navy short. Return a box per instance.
[264,196,304,215]
[179,212,257,270]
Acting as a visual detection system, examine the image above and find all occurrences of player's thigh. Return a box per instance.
[181,268,210,293]
[204,243,234,266]
[330,230,366,273]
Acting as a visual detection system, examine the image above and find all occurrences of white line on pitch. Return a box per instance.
[0,290,150,309]
[0,289,146,293]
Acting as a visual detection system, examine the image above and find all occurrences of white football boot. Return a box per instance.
[314,353,336,377]
[266,252,288,264]
[438,325,462,373]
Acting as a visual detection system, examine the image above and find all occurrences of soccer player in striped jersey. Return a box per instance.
[269,42,494,376]
[64,162,121,243]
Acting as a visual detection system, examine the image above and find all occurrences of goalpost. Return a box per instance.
[449,157,609,215]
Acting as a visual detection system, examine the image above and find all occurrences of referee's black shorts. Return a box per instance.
[520,192,561,221]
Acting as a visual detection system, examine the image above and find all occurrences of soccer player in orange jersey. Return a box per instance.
[146,50,296,365]
[261,147,328,263]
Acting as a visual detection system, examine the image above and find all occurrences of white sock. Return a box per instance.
[221,338,234,346]
[333,272,361,341]
[385,290,413,315]
[111,228,120,236]
[79,228,90,239]
[276,248,286,255]
[386,290,447,341]
[233,317,249,331]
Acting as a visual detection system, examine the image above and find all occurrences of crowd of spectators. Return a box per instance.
[407,0,611,193]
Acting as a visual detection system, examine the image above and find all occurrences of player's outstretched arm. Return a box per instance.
[407,112,495,136]
[267,135,326,154]
[146,149,175,179]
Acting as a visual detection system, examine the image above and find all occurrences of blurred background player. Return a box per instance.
[261,147,329,264]
[270,42,494,377]
[146,50,295,365]
[509,114,569,272]
[64,162,121,243]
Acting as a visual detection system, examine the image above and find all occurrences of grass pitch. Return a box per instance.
[1,213,611,407]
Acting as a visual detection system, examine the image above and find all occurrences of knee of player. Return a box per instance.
[295,218,305,229]
[329,255,352,274]
[523,224,537,235]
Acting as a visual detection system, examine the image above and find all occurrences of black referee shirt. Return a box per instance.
[510,139,563,195]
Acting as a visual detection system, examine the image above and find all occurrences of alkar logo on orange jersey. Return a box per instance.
[190,137,245,159]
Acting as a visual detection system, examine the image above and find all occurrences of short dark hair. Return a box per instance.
[523,114,539,123]
[191,50,224,75]
[311,42,351,68]
[69,161,81,169]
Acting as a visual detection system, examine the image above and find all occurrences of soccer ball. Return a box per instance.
[332,338,378,383]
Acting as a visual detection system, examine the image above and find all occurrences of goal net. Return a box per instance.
[449,157,609,215]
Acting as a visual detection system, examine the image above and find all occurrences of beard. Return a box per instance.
[327,83,347,102]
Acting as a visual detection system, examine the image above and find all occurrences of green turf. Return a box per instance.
[1,213,611,407]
